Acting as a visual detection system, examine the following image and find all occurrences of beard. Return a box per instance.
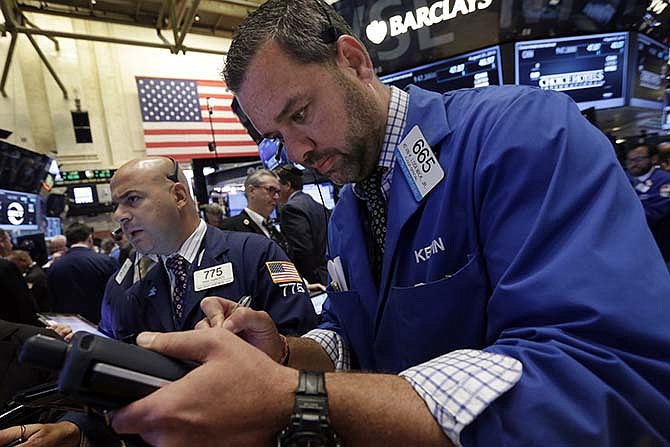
[308,70,384,185]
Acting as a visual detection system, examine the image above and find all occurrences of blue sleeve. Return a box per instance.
[640,172,670,225]
[241,235,318,336]
[463,90,670,446]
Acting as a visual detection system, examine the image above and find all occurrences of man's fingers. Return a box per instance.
[135,329,229,363]
[194,319,211,330]
[200,296,236,328]
[0,426,23,443]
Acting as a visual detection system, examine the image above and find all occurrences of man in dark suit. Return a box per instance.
[220,168,291,254]
[274,164,330,285]
[47,223,118,324]
[0,258,38,326]
[7,250,50,312]
[108,158,317,338]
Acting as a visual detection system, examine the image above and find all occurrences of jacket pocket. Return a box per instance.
[374,253,489,373]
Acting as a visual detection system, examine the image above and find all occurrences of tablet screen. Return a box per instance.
[37,313,109,338]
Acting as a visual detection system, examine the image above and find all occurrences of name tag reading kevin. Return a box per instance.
[193,262,234,291]
[396,125,444,201]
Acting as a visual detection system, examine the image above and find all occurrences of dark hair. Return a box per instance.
[65,222,93,246]
[274,164,303,190]
[223,0,354,94]
[626,142,657,158]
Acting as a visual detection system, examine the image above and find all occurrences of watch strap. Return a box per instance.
[277,371,342,447]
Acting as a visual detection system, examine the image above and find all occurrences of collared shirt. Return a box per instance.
[133,253,159,283]
[634,165,659,183]
[305,86,522,447]
[352,86,409,202]
[161,219,208,299]
[244,207,271,238]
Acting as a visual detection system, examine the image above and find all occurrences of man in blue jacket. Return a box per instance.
[108,1,670,446]
[625,141,670,264]
[105,157,317,338]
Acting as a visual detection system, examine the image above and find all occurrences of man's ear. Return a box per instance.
[172,183,190,209]
[334,35,375,83]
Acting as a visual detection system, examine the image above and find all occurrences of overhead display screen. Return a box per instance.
[332,0,500,75]
[515,32,629,110]
[0,188,40,230]
[630,33,668,109]
[380,46,502,93]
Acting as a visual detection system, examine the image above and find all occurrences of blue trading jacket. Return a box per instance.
[101,226,317,338]
[628,166,670,225]
[321,85,670,446]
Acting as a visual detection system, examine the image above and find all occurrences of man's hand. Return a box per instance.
[110,328,297,447]
[49,323,74,342]
[194,296,285,362]
[0,422,80,447]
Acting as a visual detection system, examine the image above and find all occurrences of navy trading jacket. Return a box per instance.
[628,166,670,261]
[321,86,670,446]
[103,226,317,339]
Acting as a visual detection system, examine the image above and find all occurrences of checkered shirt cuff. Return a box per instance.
[303,329,351,371]
[399,349,523,447]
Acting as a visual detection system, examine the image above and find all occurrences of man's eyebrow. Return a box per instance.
[114,189,141,201]
[258,94,304,139]
[274,94,303,124]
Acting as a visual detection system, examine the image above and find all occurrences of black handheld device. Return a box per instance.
[19,332,194,410]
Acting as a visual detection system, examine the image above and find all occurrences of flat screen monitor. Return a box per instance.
[0,142,50,194]
[16,233,48,266]
[72,185,95,205]
[259,138,282,171]
[630,34,668,110]
[380,46,503,93]
[45,217,62,239]
[0,188,40,230]
[303,183,336,210]
[515,32,629,110]
[227,190,247,217]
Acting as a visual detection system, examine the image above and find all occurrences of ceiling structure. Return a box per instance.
[0,0,265,98]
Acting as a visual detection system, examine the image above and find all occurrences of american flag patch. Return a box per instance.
[266,261,302,284]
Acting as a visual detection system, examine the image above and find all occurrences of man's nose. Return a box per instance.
[283,133,315,165]
[114,205,130,224]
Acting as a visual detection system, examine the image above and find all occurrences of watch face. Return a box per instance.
[278,429,328,447]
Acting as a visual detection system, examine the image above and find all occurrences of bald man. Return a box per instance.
[106,157,317,339]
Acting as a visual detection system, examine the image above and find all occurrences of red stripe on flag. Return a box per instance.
[146,140,258,148]
[144,129,250,135]
[168,151,259,162]
[196,80,229,87]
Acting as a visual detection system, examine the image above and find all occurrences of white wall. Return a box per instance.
[0,14,231,171]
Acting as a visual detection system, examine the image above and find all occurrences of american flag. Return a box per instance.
[266,261,303,284]
[135,76,258,162]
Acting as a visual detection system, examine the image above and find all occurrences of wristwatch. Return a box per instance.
[277,370,342,447]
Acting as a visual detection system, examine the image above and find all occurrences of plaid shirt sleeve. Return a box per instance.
[303,330,522,446]
[400,349,523,447]
[302,328,350,371]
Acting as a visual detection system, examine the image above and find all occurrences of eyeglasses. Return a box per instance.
[258,185,281,196]
[626,156,650,163]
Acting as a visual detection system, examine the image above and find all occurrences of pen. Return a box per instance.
[4,438,26,447]
[329,280,341,292]
[229,295,252,315]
